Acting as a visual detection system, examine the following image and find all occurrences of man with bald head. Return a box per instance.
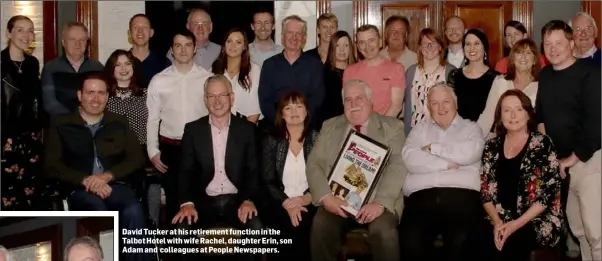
[166,8,221,70]
[306,79,405,261]
[400,83,484,260]
[443,16,467,68]
[570,12,601,66]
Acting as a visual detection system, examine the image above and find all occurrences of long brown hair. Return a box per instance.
[327,31,356,70]
[104,49,143,97]
[417,28,447,68]
[211,28,252,91]
[274,91,311,142]
[505,38,541,81]
[493,89,537,137]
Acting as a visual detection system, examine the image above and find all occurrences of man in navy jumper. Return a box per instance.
[570,12,601,66]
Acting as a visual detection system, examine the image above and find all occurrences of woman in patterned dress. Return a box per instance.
[480,90,564,261]
[403,28,456,135]
[104,49,148,150]
[1,15,44,210]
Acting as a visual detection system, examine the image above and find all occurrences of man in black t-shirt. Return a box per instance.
[536,20,601,261]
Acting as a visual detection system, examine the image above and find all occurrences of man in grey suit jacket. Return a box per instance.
[306,79,406,261]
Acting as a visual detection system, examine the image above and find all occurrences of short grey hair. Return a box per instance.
[282,15,307,34]
[64,236,103,261]
[342,79,373,101]
[427,82,458,105]
[0,245,12,261]
[569,12,598,36]
[203,74,233,94]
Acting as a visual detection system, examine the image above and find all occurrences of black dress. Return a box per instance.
[447,67,498,121]
[319,66,345,126]
[1,48,45,210]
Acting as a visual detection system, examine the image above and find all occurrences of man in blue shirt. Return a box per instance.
[258,15,324,131]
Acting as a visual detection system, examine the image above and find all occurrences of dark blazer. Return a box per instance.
[178,115,258,206]
[44,110,144,187]
[261,130,319,203]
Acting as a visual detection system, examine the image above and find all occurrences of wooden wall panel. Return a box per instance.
[443,1,513,67]
[353,1,438,53]
[316,0,331,17]
[76,1,98,60]
[514,0,534,37]
[43,1,58,63]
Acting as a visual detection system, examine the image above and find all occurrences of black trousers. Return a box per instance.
[264,202,316,261]
[398,188,483,261]
[178,194,264,261]
[159,141,182,225]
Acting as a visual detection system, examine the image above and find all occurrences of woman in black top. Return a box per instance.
[448,29,498,121]
[480,90,563,261]
[1,15,44,210]
[320,30,356,127]
[104,50,148,155]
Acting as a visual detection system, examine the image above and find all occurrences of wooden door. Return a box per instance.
[582,1,601,47]
[353,1,441,53]
[443,1,513,67]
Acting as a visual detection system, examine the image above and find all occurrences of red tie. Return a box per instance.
[354,125,362,133]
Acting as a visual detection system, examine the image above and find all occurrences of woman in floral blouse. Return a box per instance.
[480,89,563,260]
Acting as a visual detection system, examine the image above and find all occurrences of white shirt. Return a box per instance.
[447,47,465,68]
[223,63,262,119]
[402,115,484,196]
[146,65,213,158]
[282,149,308,198]
[477,75,539,136]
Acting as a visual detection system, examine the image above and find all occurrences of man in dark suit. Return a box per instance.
[172,74,262,261]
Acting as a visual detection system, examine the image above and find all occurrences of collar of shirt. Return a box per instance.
[380,46,409,59]
[196,41,211,50]
[169,63,203,76]
[348,119,370,135]
[574,45,598,58]
[448,47,464,55]
[428,114,460,130]
[209,114,232,131]
[250,40,279,52]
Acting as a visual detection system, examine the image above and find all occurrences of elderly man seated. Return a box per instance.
[399,83,485,260]
[44,72,152,261]
[307,79,406,261]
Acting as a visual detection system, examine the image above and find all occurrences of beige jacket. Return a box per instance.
[306,112,407,218]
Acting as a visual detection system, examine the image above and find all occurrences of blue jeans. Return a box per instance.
[68,183,154,261]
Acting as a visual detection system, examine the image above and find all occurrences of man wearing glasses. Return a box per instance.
[443,16,467,68]
[148,28,213,223]
[249,8,284,66]
[570,12,601,66]
[166,8,221,70]
[172,75,263,261]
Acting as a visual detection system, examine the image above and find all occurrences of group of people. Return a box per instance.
[1,5,600,261]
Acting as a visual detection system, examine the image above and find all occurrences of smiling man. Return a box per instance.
[307,79,406,261]
[400,83,484,260]
[343,24,406,117]
[128,14,170,89]
[64,237,104,261]
[570,12,601,66]
[249,8,283,66]
[380,15,417,70]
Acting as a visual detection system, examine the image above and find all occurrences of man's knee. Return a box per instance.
[245,215,263,230]
[68,190,108,211]
[368,211,399,242]
[312,208,341,234]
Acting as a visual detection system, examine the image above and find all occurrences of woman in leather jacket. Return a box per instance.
[1,15,44,210]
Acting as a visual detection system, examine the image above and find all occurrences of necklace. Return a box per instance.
[116,87,132,98]
[12,61,23,74]
[505,134,528,156]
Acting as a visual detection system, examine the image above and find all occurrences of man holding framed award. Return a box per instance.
[307,79,406,261]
